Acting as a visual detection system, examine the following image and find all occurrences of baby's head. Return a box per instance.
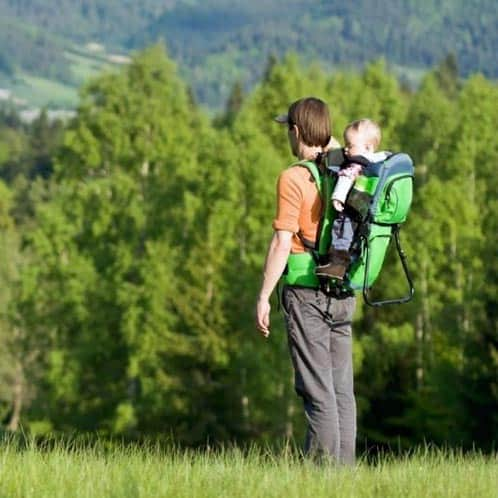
[343,119,381,157]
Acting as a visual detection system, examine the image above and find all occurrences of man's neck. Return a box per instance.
[298,143,323,161]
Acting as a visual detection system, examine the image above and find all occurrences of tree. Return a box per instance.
[214,80,245,128]
[433,53,460,98]
[17,44,213,435]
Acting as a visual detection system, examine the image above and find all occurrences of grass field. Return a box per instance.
[64,50,111,85]
[0,440,496,498]
[0,45,124,110]
[13,73,79,109]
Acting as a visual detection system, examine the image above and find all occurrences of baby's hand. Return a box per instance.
[333,199,344,212]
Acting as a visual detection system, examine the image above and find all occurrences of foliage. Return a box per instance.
[0,1,497,108]
[0,45,496,452]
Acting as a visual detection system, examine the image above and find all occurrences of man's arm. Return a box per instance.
[255,229,293,338]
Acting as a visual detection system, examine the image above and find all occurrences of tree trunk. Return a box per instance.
[7,364,23,431]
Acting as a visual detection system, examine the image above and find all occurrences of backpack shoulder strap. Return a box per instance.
[290,159,333,256]
[291,160,323,195]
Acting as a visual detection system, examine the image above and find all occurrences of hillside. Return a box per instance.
[0,0,496,109]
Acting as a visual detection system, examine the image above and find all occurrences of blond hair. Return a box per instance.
[343,119,381,148]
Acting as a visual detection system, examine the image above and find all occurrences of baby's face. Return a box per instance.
[344,130,374,157]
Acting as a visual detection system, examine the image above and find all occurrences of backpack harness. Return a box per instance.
[282,151,415,307]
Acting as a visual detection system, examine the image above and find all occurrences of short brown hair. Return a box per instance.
[288,97,331,148]
[344,119,381,148]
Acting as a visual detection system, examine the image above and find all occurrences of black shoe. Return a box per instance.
[315,249,351,279]
[315,262,346,280]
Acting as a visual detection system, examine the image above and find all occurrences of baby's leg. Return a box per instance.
[315,215,353,280]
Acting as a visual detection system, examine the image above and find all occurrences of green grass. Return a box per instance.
[65,45,127,84]
[11,73,79,109]
[10,45,123,109]
[64,50,111,85]
[0,43,125,110]
[0,441,496,498]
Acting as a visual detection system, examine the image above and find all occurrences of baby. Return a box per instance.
[316,118,388,280]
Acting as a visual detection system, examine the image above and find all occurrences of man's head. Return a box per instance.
[343,119,381,157]
[275,97,331,157]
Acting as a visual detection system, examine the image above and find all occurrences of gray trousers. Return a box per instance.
[282,286,357,464]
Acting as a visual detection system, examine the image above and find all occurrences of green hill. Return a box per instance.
[0,0,496,109]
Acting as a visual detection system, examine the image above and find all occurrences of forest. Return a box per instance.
[0,44,496,453]
[0,0,497,108]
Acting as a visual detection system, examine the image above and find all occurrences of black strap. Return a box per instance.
[318,277,355,298]
[276,280,282,312]
[344,154,371,167]
[296,231,321,265]
[297,231,317,251]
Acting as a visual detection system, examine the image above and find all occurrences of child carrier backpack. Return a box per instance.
[283,151,415,307]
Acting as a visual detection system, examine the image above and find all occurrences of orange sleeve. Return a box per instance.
[272,169,302,233]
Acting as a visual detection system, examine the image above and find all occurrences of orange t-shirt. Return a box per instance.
[272,165,323,253]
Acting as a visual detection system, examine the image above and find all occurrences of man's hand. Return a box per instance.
[255,230,292,339]
[256,297,271,338]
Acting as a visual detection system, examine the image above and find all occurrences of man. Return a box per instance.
[255,97,357,464]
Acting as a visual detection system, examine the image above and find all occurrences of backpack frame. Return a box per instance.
[283,151,415,307]
[332,151,415,306]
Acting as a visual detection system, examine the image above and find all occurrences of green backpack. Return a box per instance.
[283,151,415,306]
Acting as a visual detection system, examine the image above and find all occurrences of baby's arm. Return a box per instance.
[332,163,363,212]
